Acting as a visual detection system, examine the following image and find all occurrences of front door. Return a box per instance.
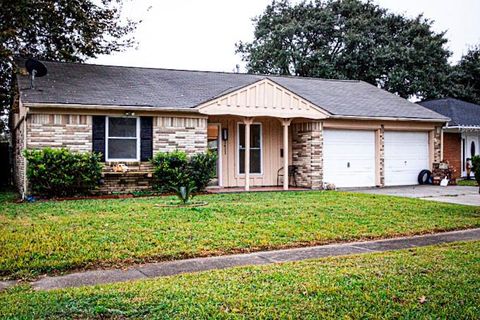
[465,133,480,176]
[207,124,221,186]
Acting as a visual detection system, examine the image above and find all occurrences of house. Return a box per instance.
[420,98,480,179]
[11,60,448,195]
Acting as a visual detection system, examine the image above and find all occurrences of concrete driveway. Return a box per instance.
[354,185,480,206]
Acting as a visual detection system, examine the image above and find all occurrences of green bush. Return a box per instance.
[151,150,217,194]
[24,148,102,197]
[471,155,480,193]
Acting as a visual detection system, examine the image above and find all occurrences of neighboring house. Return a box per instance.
[420,98,480,179]
[11,61,448,195]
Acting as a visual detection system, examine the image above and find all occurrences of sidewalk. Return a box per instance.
[2,228,479,291]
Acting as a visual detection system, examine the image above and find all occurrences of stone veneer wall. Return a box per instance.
[99,163,154,194]
[20,114,208,194]
[433,126,442,163]
[27,114,92,151]
[377,126,385,186]
[291,121,323,189]
[13,116,25,194]
[153,116,208,155]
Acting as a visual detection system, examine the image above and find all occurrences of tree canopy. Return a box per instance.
[447,46,480,105]
[0,0,139,136]
[236,0,452,100]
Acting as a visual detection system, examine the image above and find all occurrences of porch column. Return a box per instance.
[281,118,292,190]
[243,117,254,191]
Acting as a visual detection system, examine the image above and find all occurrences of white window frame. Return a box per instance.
[105,116,140,162]
[236,122,263,176]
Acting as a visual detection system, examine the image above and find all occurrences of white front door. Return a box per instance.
[323,130,376,188]
[464,133,480,176]
[384,132,429,186]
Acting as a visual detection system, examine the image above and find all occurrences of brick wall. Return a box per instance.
[99,163,154,194]
[12,116,25,194]
[27,114,92,151]
[443,132,461,179]
[377,126,385,186]
[433,127,442,164]
[292,121,323,189]
[153,116,207,155]
[22,114,208,194]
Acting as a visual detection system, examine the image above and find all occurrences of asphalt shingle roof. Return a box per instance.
[419,98,480,127]
[17,60,447,121]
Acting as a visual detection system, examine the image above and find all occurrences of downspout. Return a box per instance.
[440,125,444,161]
[22,107,29,200]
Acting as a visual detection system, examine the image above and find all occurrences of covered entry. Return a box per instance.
[197,78,328,190]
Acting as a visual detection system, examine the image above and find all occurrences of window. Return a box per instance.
[471,141,476,158]
[106,117,140,161]
[238,123,262,174]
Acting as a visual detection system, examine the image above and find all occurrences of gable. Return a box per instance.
[196,78,329,119]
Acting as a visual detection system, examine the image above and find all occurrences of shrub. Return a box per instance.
[189,152,218,191]
[471,155,480,193]
[151,150,217,194]
[24,148,102,197]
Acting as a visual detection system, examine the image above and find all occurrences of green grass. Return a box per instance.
[1,191,479,280]
[1,241,479,319]
[457,179,479,187]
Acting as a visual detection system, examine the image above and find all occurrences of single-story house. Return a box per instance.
[12,60,448,195]
[420,98,480,179]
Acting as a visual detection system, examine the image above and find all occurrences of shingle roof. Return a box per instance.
[17,60,447,121]
[419,98,480,127]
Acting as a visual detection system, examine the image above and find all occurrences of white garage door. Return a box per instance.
[384,132,429,186]
[323,130,376,188]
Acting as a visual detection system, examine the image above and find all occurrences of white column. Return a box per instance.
[281,119,292,190]
[243,117,254,191]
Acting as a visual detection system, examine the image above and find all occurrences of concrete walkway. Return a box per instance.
[355,185,480,206]
[1,228,479,291]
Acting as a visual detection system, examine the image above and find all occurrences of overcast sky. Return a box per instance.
[92,0,480,72]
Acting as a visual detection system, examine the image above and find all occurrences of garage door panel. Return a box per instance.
[384,131,429,186]
[323,130,376,188]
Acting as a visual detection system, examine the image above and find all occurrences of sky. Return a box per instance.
[92,0,480,72]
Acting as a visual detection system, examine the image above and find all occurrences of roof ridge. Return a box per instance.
[35,59,361,83]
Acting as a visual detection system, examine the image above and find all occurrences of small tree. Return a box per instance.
[471,155,480,194]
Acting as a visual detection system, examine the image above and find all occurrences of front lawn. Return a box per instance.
[457,179,479,187]
[1,191,479,280]
[1,241,478,319]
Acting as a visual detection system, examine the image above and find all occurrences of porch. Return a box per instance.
[197,78,329,191]
[207,186,310,194]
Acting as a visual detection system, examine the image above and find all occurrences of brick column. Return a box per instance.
[292,121,323,189]
[375,125,385,187]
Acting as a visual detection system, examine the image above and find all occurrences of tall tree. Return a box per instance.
[447,45,480,105]
[236,0,452,100]
[0,0,139,136]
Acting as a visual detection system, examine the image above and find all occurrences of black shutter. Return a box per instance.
[92,116,106,162]
[140,117,153,161]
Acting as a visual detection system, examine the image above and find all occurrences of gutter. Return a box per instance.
[328,114,450,123]
[23,102,201,114]
[444,125,480,130]
[23,102,450,123]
